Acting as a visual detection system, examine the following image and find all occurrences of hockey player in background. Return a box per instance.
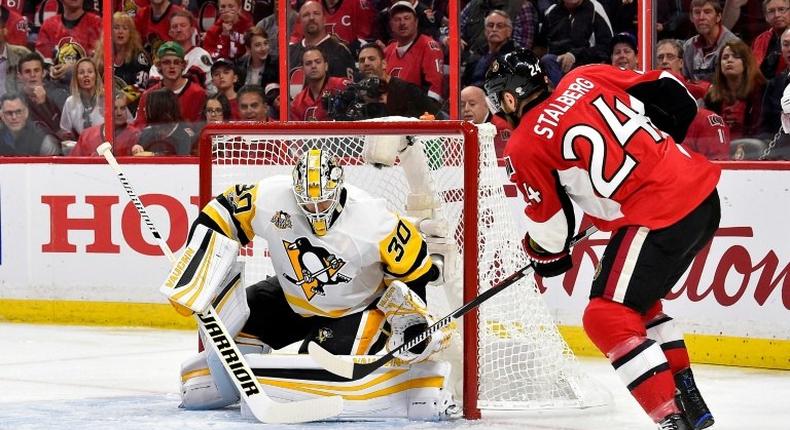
[161,149,457,420]
[484,49,720,430]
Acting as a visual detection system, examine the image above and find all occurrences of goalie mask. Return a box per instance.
[292,149,345,236]
[484,48,548,119]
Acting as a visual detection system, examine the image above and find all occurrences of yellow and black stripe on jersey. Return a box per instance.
[379,217,438,296]
[194,183,260,245]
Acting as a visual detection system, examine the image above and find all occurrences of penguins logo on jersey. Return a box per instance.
[271,210,292,230]
[316,327,334,344]
[282,238,351,301]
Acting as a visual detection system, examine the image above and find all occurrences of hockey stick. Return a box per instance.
[308,225,599,380]
[96,143,344,423]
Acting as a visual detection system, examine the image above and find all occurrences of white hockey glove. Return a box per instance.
[160,224,240,316]
[377,281,454,364]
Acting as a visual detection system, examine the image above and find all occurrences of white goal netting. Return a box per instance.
[199,119,607,417]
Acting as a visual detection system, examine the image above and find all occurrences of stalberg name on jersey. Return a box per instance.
[533,77,595,139]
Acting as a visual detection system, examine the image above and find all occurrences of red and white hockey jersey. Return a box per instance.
[384,34,444,102]
[4,7,29,47]
[504,65,721,252]
[290,76,348,121]
[289,0,376,46]
[682,108,730,161]
[35,12,102,60]
[134,3,185,51]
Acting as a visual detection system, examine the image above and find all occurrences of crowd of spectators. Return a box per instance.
[0,0,787,159]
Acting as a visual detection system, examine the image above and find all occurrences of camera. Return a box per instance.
[322,76,388,121]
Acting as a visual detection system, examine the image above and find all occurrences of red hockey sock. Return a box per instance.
[583,298,679,422]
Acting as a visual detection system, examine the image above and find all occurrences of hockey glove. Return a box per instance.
[377,281,454,364]
[523,233,572,278]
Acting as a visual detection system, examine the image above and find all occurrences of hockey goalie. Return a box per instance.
[160,148,459,420]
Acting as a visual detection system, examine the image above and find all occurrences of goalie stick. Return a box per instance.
[308,225,599,380]
[96,142,344,423]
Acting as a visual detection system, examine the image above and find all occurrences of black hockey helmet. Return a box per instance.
[484,48,548,113]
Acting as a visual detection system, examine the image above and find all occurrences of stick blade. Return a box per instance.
[308,341,355,379]
[246,393,344,424]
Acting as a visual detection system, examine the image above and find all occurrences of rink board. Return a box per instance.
[0,158,788,369]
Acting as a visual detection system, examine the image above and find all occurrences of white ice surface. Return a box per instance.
[1,323,788,430]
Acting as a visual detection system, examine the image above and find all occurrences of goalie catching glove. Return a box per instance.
[160,224,240,315]
[523,233,572,278]
[376,281,453,364]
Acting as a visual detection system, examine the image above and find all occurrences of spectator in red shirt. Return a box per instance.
[703,39,766,139]
[135,41,208,126]
[0,8,30,98]
[70,93,140,156]
[287,0,356,98]
[35,0,101,62]
[288,0,376,54]
[384,1,445,103]
[2,6,29,47]
[210,58,240,119]
[290,47,348,121]
[202,0,253,61]
[751,0,790,78]
[134,0,185,55]
[682,108,732,159]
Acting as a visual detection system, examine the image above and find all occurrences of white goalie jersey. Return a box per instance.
[198,175,435,318]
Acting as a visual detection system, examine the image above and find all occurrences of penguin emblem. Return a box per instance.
[316,327,334,344]
[271,210,292,230]
[282,238,351,300]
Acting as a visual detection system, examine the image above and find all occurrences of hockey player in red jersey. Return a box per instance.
[485,48,719,430]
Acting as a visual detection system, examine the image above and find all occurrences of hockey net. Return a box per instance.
[198,119,607,418]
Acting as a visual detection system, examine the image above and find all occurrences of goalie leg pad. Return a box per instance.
[241,354,459,421]
[202,261,249,340]
[160,224,240,315]
[405,360,460,421]
[180,350,237,410]
[181,344,267,410]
